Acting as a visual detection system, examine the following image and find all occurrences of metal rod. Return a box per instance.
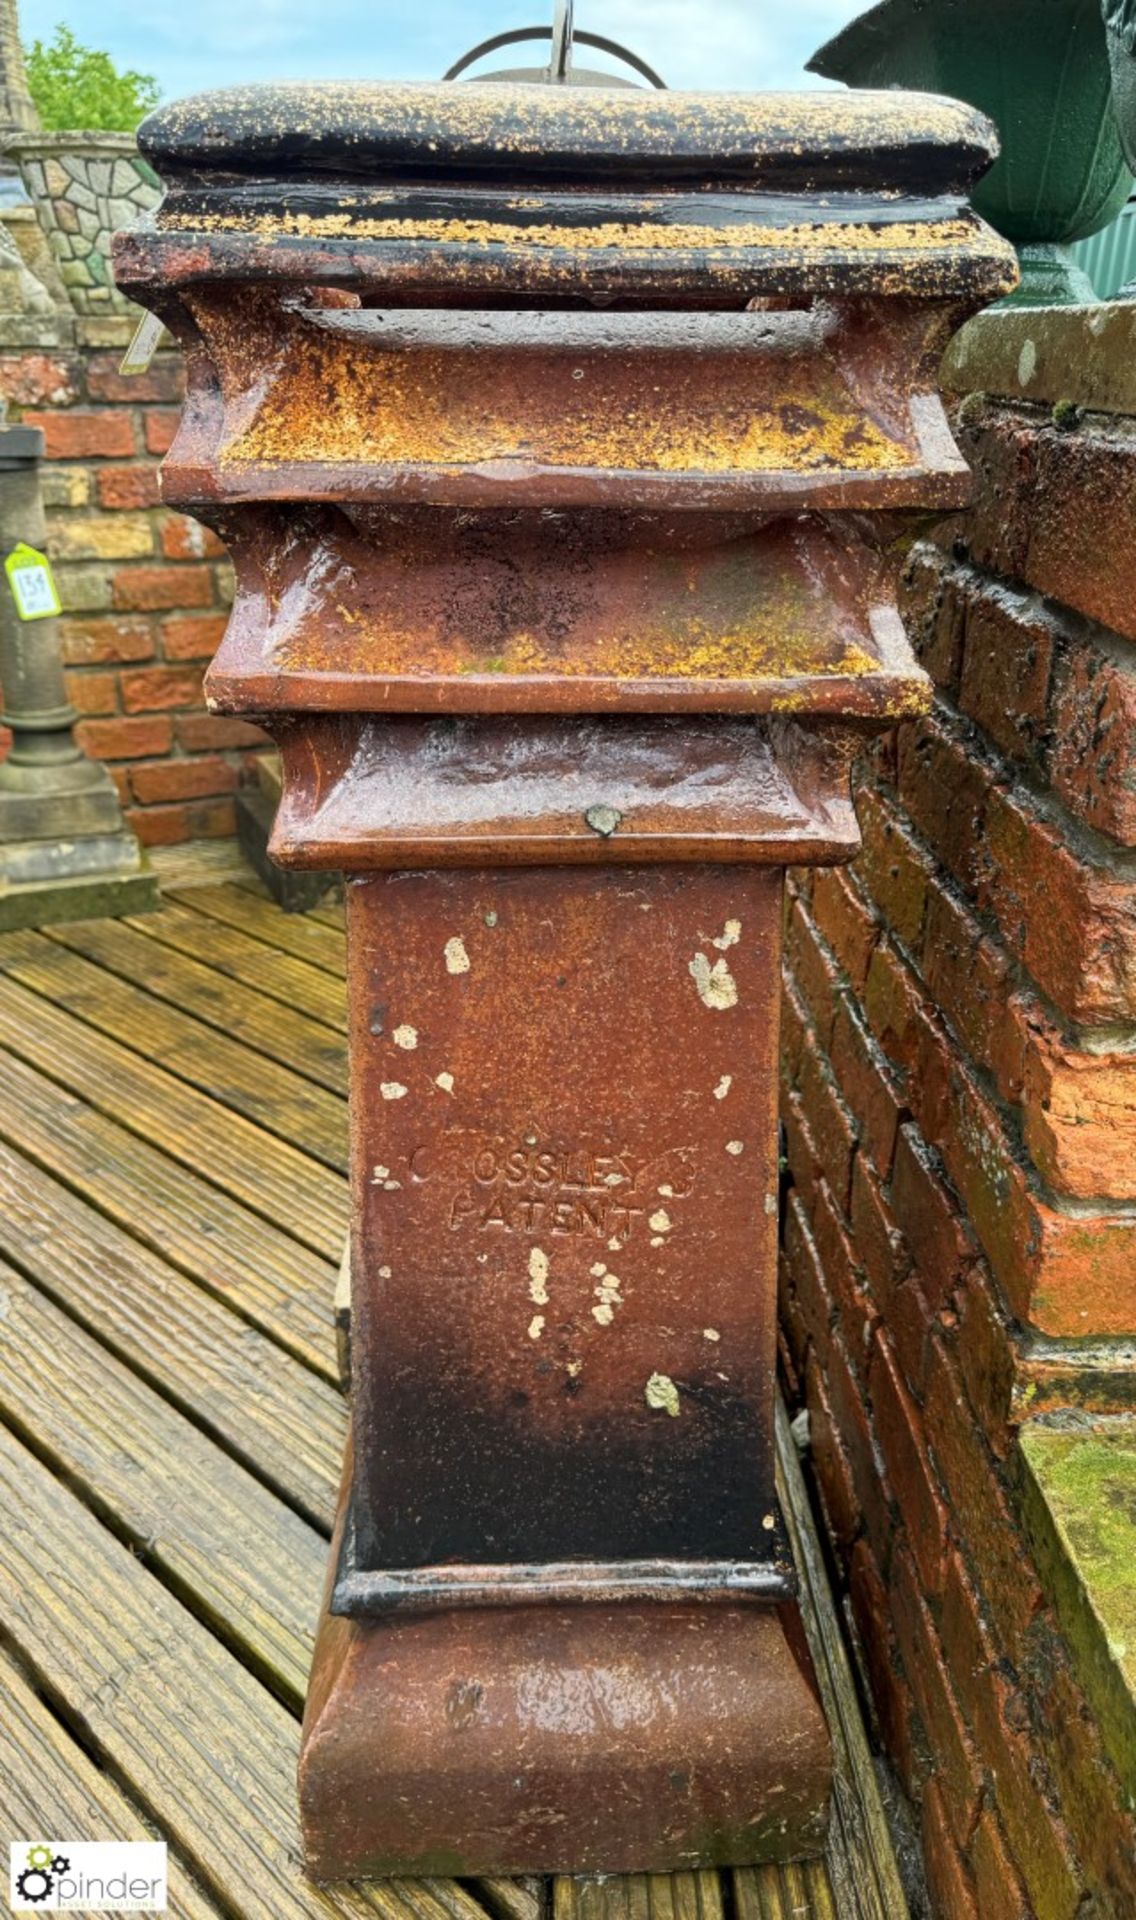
[548,0,574,81]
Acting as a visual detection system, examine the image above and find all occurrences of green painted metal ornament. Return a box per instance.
[1103,0,1136,295]
[810,0,1134,306]
[1104,0,1136,135]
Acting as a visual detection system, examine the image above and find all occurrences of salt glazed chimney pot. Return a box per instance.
[115,72,1015,1882]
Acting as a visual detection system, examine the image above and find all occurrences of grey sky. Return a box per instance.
[19,0,864,108]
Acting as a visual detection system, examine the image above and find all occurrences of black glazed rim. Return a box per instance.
[137,79,1002,195]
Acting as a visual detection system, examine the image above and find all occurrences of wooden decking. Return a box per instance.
[0,849,908,1920]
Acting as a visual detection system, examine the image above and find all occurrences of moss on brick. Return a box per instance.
[1018,1420,1136,1795]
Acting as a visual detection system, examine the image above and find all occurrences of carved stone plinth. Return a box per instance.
[0,424,156,930]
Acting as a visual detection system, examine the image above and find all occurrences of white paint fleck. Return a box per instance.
[444,936,470,975]
[383,1179,402,1191]
[593,1271,623,1323]
[689,952,738,1011]
[370,1164,390,1184]
[657,1183,674,1198]
[726,1140,745,1156]
[645,1372,681,1417]
[764,1193,778,1216]
[528,1315,545,1341]
[435,1071,455,1094]
[713,1075,733,1101]
[649,1209,672,1233]
[566,1358,583,1378]
[378,1265,392,1279]
[528,1246,550,1306]
[761,1513,776,1532]
[590,1262,608,1278]
[485,910,498,927]
[703,1328,721,1342]
[392,1024,418,1050]
[711,919,742,951]
[650,1236,664,1247]
[604,1172,624,1187]
[1017,337,1037,387]
[585,802,622,837]
[607,1236,622,1252]
[380,1082,408,1101]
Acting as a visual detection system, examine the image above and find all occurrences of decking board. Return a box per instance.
[0,928,348,1168]
[0,1421,469,1920]
[0,1138,344,1530]
[179,881,348,976]
[45,915,349,1093]
[301,894,348,933]
[0,1046,338,1379]
[0,1254,325,1704]
[0,1645,225,1920]
[0,969,348,1256]
[554,1873,723,1920]
[123,899,348,1032]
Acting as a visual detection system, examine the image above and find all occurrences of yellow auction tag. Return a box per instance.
[5,542,61,620]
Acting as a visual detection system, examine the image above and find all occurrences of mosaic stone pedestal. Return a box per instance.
[7,132,160,312]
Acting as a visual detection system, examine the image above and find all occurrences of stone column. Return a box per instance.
[0,0,40,216]
[116,76,1014,1880]
[0,0,37,143]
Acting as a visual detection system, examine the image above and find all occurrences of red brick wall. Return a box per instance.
[780,335,1136,1917]
[0,325,267,846]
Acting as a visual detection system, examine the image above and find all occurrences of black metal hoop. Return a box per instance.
[442,27,667,90]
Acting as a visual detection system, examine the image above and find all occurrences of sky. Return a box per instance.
[18,0,866,107]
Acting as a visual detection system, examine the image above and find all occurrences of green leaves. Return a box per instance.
[24,25,161,133]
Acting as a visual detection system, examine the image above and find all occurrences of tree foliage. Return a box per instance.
[25,25,161,132]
